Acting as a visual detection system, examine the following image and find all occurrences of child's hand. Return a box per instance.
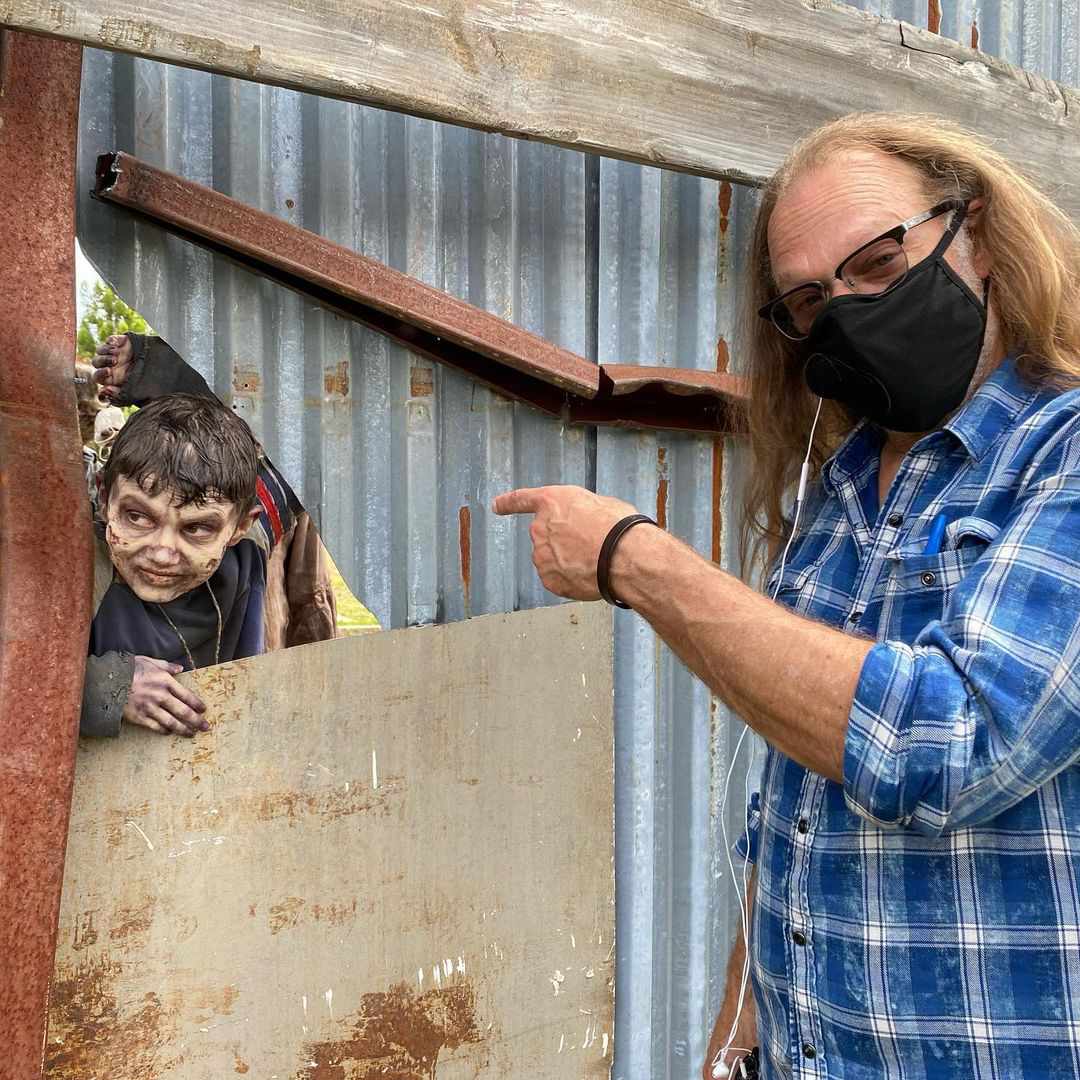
[92,334,134,399]
[122,656,208,736]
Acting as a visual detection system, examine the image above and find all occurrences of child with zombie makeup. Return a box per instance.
[82,330,340,737]
[81,394,303,736]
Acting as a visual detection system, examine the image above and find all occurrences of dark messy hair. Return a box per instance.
[103,394,259,517]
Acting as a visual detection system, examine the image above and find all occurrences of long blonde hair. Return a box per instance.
[741,112,1080,570]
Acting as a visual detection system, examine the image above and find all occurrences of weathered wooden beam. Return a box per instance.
[3,0,1079,217]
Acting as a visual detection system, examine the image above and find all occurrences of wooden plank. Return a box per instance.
[46,603,614,1078]
[3,0,1079,216]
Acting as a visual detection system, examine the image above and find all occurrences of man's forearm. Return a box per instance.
[610,526,869,783]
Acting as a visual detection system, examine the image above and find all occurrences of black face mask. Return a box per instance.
[802,216,988,433]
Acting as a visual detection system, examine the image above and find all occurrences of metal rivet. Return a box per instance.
[803,1044,817,1059]
[887,512,903,527]
[920,571,936,586]
[797,818,809,834]
[847,610,862,623]
[792,930,807,947]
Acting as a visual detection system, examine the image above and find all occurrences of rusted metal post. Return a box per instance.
[0,31,89,1076]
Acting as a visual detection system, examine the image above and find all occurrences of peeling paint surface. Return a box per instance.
[48,603,614,1076]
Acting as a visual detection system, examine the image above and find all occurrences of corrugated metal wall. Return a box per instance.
[74,4,1076,1075]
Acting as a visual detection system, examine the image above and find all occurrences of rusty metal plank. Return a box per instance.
[93,151,747,433]
[0,30,89,1077]
[94,150,601,408]
[47,602,615,1078]
[569,367,749,435]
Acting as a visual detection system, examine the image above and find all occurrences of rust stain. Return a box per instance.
[656,447,668,531]
[713,326,728,562]
[458,506,471,616]
[716,335,730,374]
[248,903,258,918]
[295,981,488,1080]
[269,896,306,935]
[927,0,942,34]
[233,368,261,394]
[166,740,215,782]
[194,663,240,699]
[324,359,350,398]
[71,911,99,952]
[718,181,732,234]
[310,898,363,928]
[712,439,724,564]
[410,365,434,397]
[104,801,151,849]
[45,954,177,1078]
[235,1053,251,1074]
[178,774,403,834]
[109,896,157,943]
[270,896,367,936]
[971,20,980,49]
[165,984,241,1023]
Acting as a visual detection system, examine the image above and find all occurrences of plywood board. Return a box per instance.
[47,602,614,1079]
[3,0,1080,217]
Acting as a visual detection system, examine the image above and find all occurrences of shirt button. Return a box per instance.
[797,818,809,834]
[887,512,904,527]
[847,610,862,623]
[803,1043,817,1059]
[920,571,937,586]
[792,930,807,946]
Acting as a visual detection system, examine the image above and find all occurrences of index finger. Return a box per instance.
[165,675,208,715]
[491,487,547,516]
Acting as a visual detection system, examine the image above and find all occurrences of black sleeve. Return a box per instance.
[80,651,135,737]
[118,333,215,405]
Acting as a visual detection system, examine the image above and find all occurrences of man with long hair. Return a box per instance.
[495,113,1080,1078]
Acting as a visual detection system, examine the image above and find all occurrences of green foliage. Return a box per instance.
[76,282,153,359]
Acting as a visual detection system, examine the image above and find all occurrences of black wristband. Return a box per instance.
[596,514,657,609]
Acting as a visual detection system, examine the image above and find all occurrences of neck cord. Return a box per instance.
[156,580,223,670]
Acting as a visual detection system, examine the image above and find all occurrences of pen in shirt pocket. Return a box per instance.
[923,512,949,555]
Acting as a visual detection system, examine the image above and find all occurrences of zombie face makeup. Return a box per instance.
[104,475,258,603]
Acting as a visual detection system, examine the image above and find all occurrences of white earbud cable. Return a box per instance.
[711,396,823,1077]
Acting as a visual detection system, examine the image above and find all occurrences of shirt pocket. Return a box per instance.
[879,517,1000,633]
[764,560,819,615]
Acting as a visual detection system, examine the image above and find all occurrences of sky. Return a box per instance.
[75,239,105,325]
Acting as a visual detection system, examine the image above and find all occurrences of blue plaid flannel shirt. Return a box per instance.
[738,358,1080,1079]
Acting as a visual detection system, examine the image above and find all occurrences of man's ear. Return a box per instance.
[964,196,993,279]
[227,505,262,547]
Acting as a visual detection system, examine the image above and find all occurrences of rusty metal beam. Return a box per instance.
[93,151,747,434]
[0,31,89,1075]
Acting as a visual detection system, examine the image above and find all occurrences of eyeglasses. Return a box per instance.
[758,198,968,341]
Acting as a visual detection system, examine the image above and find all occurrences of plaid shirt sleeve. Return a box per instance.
[845,427,1080,838]
[733,790,762,863]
